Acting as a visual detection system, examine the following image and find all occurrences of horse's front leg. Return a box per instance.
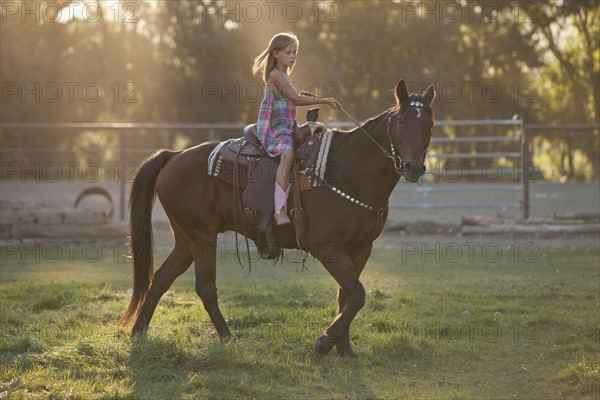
[314,249,365,356]
[333,287,358,358]
[334,243,373,358]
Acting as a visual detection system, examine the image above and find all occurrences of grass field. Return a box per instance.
[1,241,599,399]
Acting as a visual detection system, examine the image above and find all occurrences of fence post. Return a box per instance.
[119,131,125,221]
[520,117,530,219]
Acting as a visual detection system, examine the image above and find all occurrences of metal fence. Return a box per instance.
[1,122,245,220]
[1,121,598,220]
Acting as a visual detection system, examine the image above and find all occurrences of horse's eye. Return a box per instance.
[397,118,404,124]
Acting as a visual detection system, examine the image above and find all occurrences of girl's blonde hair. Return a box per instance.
[252,32,298,82]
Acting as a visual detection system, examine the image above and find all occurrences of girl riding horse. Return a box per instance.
[252,32,341,225]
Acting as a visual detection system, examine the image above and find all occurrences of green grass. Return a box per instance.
[0,242,598,399]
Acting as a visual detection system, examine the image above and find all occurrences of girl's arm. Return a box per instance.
[300,91,340,109]
[270,70,341,109]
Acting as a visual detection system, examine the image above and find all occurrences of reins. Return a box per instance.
[339,107,396,160]
[339,106,404,175]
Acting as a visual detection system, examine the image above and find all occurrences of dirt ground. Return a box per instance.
[1,180,598,251]
[2,180,598,223]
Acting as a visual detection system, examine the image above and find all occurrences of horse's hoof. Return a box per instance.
[129,331,147,342]
[314,334,335,355]
[337,348,359,359]
[221,333,233,342]
[130,326,147,339]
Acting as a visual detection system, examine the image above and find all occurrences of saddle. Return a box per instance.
[220,123,321,171]
[215,108,326,259]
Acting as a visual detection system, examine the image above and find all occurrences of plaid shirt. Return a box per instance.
[256,85,296,157]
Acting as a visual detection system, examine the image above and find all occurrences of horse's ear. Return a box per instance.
[395,80,409,105]
[423,85,436,105]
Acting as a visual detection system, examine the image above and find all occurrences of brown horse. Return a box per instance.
[120,80,436,358]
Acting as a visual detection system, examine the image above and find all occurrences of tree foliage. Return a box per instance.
[1,0,597,123]
[1,0,597,177]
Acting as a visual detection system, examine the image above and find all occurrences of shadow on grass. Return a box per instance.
[127,334,246,398]
[128,336,191,399]
[312,354,380,399]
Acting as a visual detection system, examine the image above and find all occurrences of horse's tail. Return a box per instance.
[120,149,180,330]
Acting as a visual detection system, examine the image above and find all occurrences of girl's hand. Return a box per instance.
[326,98,342,110]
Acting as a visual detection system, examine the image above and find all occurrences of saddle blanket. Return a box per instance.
[207,130,335,188]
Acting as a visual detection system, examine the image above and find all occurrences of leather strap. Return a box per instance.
[290,163,304,248]
[232,144,252,273]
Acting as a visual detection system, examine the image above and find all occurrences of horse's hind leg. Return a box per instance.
[132,242,193,335]
[190,234,231,340]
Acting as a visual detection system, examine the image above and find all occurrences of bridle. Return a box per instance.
[340,98,430,176]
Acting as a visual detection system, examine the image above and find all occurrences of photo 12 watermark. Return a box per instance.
[0,241,131,264]
[404,81,539,104]
[1,1,141,24]
[200,81,340,104]
[1,161,140,184]
[200,1,340,24]
[390,320,539,344]
[425,161,540,184]
[1,82,140,104]
[396,1,541,25]
[400,241,540,264]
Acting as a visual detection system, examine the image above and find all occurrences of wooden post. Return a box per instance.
[119,131,126,221]
[520,117,530,219]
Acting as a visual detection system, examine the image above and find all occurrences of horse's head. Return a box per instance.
[391,80,435,183]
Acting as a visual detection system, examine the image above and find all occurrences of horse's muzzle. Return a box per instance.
[403,162,425,183]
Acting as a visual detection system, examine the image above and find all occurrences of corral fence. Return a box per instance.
[1,120,598,221]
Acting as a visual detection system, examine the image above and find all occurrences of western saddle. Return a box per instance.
[215,108,326,259]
